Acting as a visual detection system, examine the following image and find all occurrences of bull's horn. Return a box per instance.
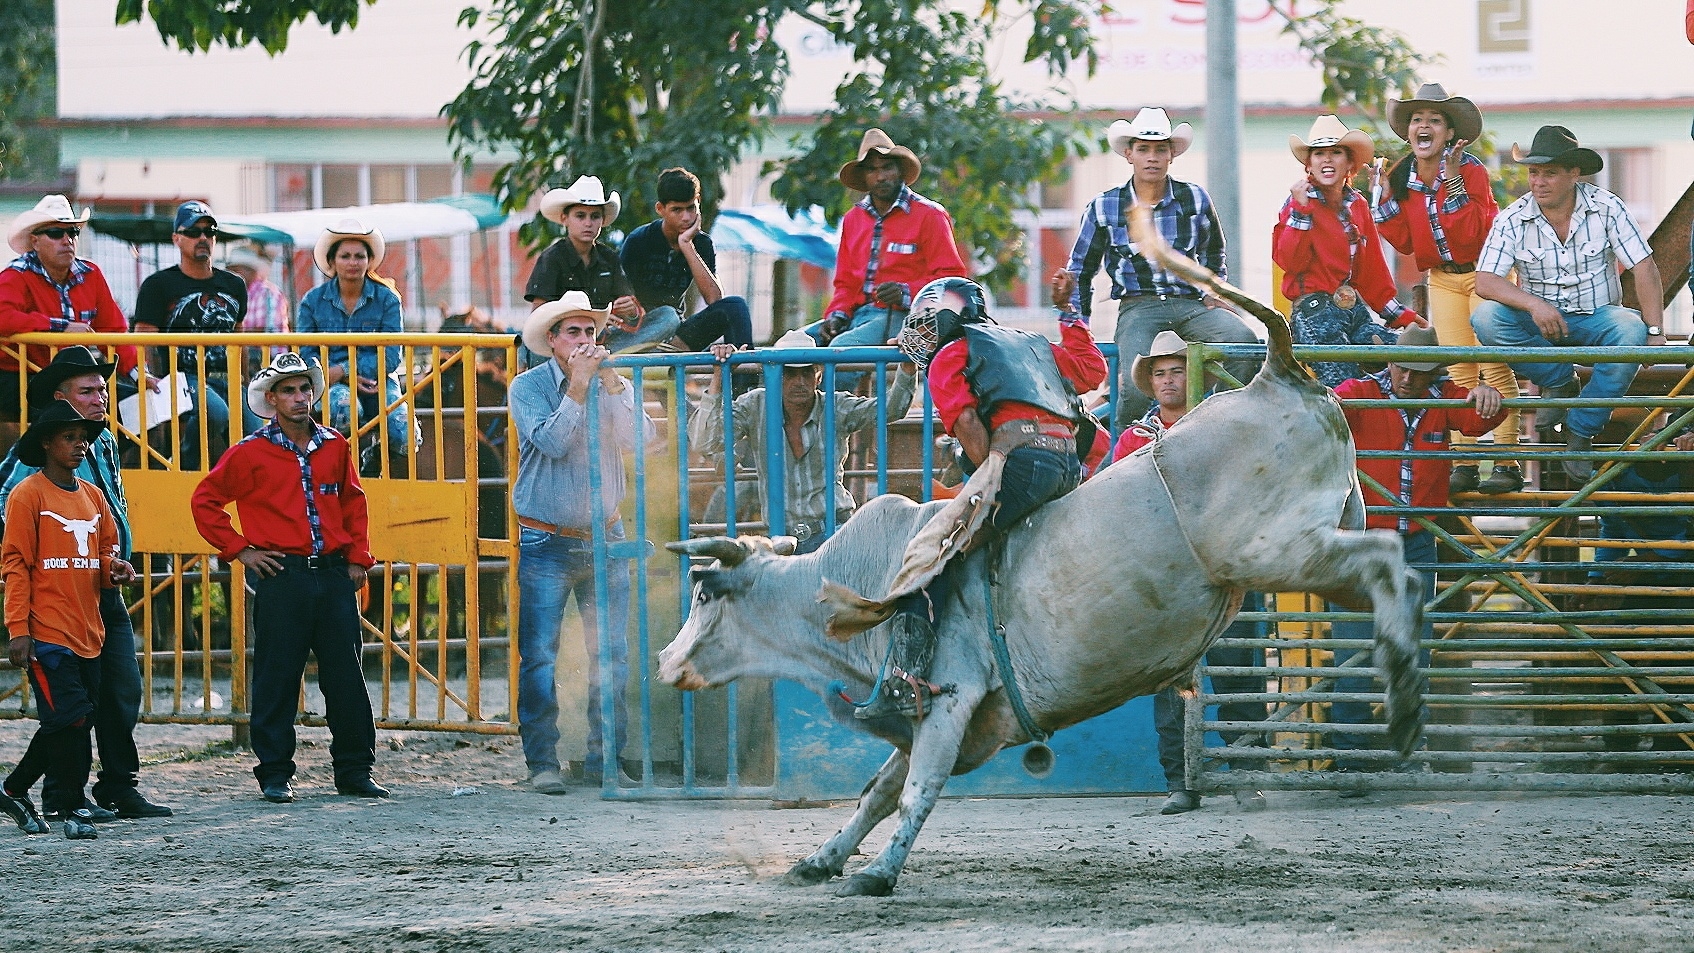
[665,536,753,566]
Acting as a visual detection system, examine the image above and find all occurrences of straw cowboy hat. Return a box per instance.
[313,218,386,277]
[538,175,621,227]
[7,194,92,255]
[522,291,606,356]
[225,243,272,273]
[1130,330,1202,399]
[838,128,922,192]
[1289,115,1375,168]
[246,352,326,420]
[1107,108,1194,158]
[1511,125,1604,176]
[1387,326,1447,373]
[16,400,108,469]
[27,345,116,410]
[1389,82,1483,145]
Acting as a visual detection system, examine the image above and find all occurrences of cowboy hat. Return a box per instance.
[538,175,622,227]
[1130,330,1198,399]
[838,129,922,192]
[27,345,116,410]
[1290,115,1375,169]
[1107,108,1194,158]
[772,328,822,368]
[7,195,92,256]
[1511,125,1604,176]
[1389,82,1483,145]
[246,352,326,420]
[522,291,606,356]
[225,244,272,273]
[17,399,108,469]
[1387,326,1446,372]
[313,218,386,277]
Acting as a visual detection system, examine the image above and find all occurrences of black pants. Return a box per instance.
[248,562,377,787]
[40,588,144,809]
[1153,593,1270,791]
[6,646,101,816]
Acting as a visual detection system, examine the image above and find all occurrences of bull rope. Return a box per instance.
[982,570,1050,747]
[1148,438,1225,588]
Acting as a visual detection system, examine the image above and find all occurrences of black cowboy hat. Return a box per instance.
[1511,125,1603,176]
[17,399,107,468]
[26,345,115,411]
[1389,82,1483,145]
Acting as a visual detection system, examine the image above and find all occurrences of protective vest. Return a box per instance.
[960,324,1079,423]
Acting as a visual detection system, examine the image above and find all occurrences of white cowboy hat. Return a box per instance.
[838,129,922,191]
[313,218,386,277]
[1107,108,1194,158]
[8,195,92,255]
[246,352,326,420]
[538,175,621,227]
[1130,330,1197,399]
[522,291,606,356]
[772,328,821,368]
[1290,115,1375,168]
[225,244,271,273]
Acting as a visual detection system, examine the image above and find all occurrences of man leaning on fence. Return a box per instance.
[510,293,656,795]
[689,329,918,554]
[1471,125,1667,482]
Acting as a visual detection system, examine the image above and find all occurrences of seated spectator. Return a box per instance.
[688,329,917,553]
[618,167,752,354]
[295,219,418,472]
[226,243,290,371]
[527,175,644,362]
[1590,422,1694,579]
[1274,116,1426,389]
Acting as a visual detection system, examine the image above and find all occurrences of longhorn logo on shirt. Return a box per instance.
[42,510,101,557]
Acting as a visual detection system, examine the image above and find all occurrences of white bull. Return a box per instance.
[658,209,1425,896]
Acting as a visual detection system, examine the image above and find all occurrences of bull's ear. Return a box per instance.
[667,536,752,566]
[769,535,798,556]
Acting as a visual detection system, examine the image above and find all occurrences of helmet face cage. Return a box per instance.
[897,307,947,370]
[902,277,987,370]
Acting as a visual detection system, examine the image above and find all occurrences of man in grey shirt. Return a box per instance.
[509,292,655,795]
[690,329,918,553]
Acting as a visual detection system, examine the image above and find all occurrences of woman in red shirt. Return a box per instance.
[1374,83,1520,495]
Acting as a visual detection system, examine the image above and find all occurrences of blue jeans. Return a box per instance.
[1153,592,1269,791]
[804,303,907,391]
[1470,301,1647,439]
[1290,293,1400,390]
[328,378,417,453]
[516,526,630,775]
[1113,295,1261,427]
[178,372,261,469]
[1329,530,1436,759]
[599,298,752,355]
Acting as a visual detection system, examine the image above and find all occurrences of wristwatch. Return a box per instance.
[1646,324,1663,336]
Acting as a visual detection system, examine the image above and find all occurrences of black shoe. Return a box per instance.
[335,777,390,798]
[0,790,49,835]
[62,809,98,840]
[1448,465,1480,495]
[98,789,174,819]
[260,781,295,804]
[1477,464,1524,495]
[46,803,117,824]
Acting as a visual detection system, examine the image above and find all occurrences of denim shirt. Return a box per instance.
[296,277,405,382]
[509,359,654,531]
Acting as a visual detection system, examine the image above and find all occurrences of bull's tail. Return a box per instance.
[1126,204,1304,383]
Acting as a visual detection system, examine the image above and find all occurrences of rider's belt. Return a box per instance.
[517,515,620,540]
[1122,290,1201,301]
[990,419,1076,455]
[1436,261,1476,275]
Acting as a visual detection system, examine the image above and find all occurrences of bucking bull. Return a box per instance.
[657,207,1426,897]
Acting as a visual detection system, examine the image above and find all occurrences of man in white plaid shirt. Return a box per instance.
[1472,125,1666,481]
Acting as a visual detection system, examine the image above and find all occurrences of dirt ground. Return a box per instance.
[2,721,1693,953]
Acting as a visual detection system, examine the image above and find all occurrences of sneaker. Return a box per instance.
[1477,464,1524,495]
[1564,431,1595,482]
[62,808,98,840]
[528,769,570,796]
[0,790,49,835]
[97,789,174,819]
[1448,465,1480,495]
[1159,790,1201,814]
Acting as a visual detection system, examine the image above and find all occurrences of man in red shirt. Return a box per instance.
[852,276,1105,719]
[0,195,140,451]
[191,352,387,804]
[807,130,967,361]
[1329,327,1502,788]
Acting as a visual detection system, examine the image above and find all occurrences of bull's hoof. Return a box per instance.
[781,860,838,887]
[835,872,896,897]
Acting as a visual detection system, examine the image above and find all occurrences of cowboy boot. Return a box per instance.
[854,611,937,720]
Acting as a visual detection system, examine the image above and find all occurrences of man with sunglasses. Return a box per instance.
[0,196,141,454]
[132,201,249,469]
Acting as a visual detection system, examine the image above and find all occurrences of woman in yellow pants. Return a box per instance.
[1374,83,1522,494]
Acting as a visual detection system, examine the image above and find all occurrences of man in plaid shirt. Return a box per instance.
[1064,108,1258,427]
[1472,125,1666,481]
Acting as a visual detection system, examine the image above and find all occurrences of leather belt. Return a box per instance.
[991,420,1076,455]
[1121,291,1201,302]
[517,515,621,540]
[1437,261,1477,275]
[274,552,347,573]
[790,513,853,542]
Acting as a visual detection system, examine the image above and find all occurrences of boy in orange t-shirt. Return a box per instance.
[1,403,134,839]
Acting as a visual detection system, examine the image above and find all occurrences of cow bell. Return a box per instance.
[1021,741,1054,779]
